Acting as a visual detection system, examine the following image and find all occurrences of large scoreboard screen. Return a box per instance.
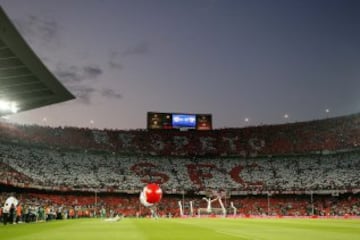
[172,114,196,128]
[147,112,212,130]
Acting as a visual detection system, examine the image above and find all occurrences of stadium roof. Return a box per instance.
[0,6,74,116]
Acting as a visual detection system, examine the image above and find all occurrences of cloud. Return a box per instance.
[13,14,122,105]
[69,86,123,105]
[83,66,103,79]
[54,65,82,83]
[53,63,123,104]
[68,86,97,105]
[54,64,103,84]
[109,59,124,70]
[101,88,123,100]
[53,63,106,104]
[108,51,124,70]
[108,42,150,70]
[121,42,150,57]
[14,15,60,46]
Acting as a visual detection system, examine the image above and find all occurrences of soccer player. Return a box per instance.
[2,205,9,225]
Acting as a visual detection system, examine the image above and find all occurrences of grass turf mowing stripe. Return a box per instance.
[0,219,144,240]
[167,218,360,240]
[0,218,359,240]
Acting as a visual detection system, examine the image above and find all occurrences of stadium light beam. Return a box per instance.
[0,100,19,114]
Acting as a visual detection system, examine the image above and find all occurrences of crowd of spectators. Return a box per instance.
[1,192,359,220]
[1,113,360,220]
[0,112,359,157]
[0,141,359,194]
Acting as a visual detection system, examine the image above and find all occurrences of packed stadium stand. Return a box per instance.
[1,113,360,220]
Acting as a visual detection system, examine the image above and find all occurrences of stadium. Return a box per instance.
[1,3,360,240]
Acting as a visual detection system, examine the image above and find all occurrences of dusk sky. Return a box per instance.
[0,0,359,130]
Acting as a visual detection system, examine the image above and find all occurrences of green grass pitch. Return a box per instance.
[0,218,359,240]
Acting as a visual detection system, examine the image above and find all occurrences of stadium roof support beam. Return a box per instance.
[0,6,75,116]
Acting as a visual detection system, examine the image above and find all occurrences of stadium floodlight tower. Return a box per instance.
[0,6,74,117]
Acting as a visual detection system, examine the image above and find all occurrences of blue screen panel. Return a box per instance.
[172,114,196,128]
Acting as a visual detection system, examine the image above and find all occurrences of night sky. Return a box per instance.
[0,0,359,129]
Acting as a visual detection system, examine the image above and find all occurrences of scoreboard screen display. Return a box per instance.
[196,114,212,130]
[172,114,196,128]
[147,112,212,130]
[147,112,172,129]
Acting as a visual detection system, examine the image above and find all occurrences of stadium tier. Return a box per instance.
[0,113,359,157]
[0,113,359,193]
[1,113,360,219]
